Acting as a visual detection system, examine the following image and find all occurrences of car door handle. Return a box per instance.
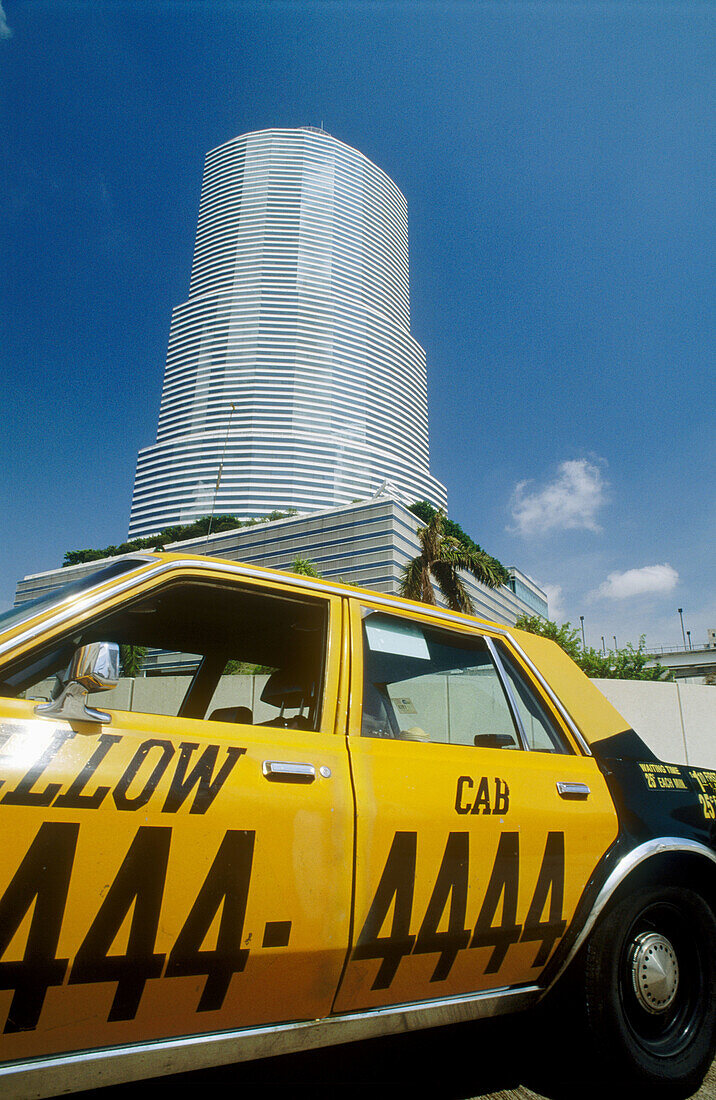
[556,781,591,799]
[262,760,316,782]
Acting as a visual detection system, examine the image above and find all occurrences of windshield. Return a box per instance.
[0,559,151,637]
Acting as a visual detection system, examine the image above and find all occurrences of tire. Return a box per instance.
[583,885,716,1098]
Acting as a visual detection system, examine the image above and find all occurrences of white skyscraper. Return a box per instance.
[128,128,447,537]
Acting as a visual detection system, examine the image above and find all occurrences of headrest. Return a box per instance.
[209,706,253,724]
[261,667,312,707]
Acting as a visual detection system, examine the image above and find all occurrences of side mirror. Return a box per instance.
[35,642,119,724]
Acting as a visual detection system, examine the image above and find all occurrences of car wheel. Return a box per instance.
[583,885,716,1098]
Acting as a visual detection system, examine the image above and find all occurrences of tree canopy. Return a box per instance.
[63,511,297,566]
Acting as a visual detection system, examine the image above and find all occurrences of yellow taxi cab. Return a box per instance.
[0,552,714,1098]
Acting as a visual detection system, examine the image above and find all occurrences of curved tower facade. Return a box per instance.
[128,128,447,537]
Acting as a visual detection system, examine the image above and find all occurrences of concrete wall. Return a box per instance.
[384,671,518,746]
[31,674,277,723]
[593,679,716,768]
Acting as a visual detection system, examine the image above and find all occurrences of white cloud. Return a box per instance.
[0,4,12,40]
[593,564,679,600]
[509,459,607,536]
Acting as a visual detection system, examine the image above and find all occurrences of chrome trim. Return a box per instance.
[0,983,541,1098]
[630,931,679,1013]
[35,641,121,725]
[485,636,529,750]
[544,837,716,995]
[67,640,120,693]
[502,635,593,756]
[556,781,590,799]
[356,597,514,635]
[262,760,316,781]
[35,683,112,725]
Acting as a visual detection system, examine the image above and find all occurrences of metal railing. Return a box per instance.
[648,643,715,656]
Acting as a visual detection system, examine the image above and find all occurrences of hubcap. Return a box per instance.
[630,931,680,1014]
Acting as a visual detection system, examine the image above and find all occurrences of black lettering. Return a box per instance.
[520,832,567,966]
[69,826,170,1020]
[493,777,510,815]
[2,730,75,806]
[162,743,246,814]
[469,775,491,815]
[0,822,78,1032]
[53,734,122,810]
[166,830,254,1011]
[112,739,174,811]
[353,832,417,989]
[471,832,521,972]
[455,776,473,815]
[413,832,470,981]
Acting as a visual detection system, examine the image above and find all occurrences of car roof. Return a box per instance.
[140,551,509,632]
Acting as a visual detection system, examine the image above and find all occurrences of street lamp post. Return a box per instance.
[613,635,618,651]
[678,608,686,649]
[687,630,692,651]
[601,636,606,655]
[580,616,586,648]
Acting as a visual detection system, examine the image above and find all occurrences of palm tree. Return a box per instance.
[290,556,322,577]
[119,644,147,678]
[400,509,504,613]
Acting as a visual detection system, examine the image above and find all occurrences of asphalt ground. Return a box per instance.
[86,1013,716,1099]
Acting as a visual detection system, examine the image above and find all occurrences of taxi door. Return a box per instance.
[333,599,619,1012]
[0,577,353,1062]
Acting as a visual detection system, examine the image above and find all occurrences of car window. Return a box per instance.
[494,641,573,754]
[360,613,521,749]
[3,579,328,731]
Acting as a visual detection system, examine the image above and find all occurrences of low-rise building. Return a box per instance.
[16,497,547,678]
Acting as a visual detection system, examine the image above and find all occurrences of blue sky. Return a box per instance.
[2,0,714,651]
